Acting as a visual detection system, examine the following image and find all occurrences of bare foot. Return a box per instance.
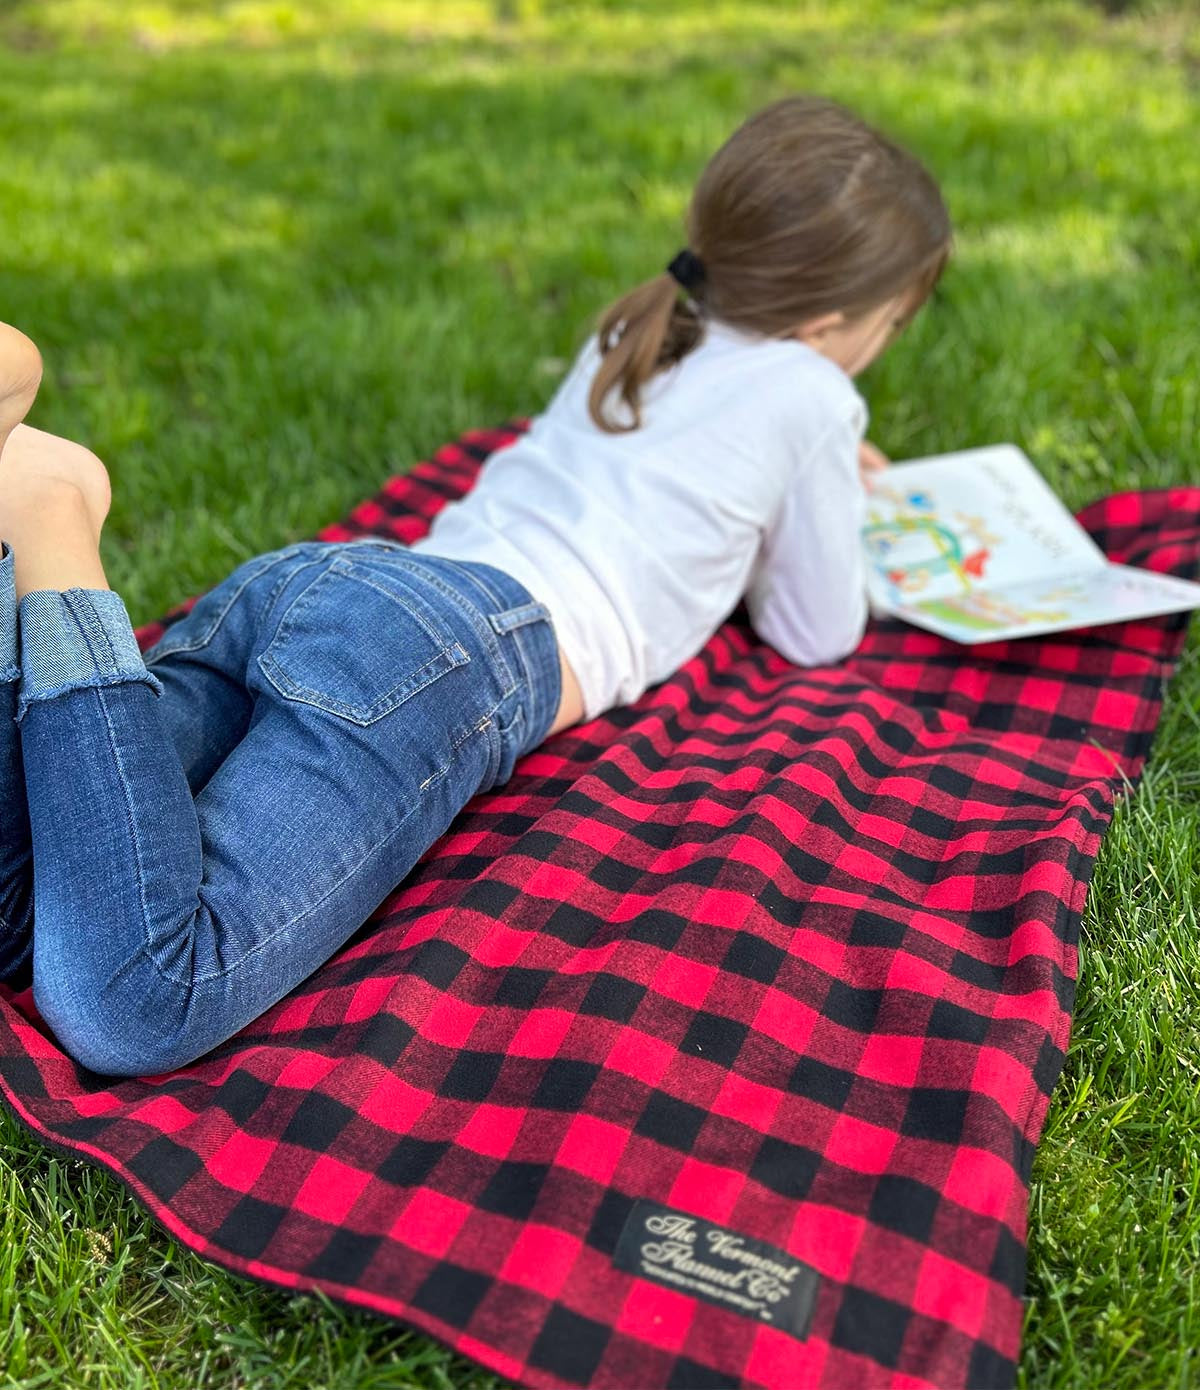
[0,323,43,454]
[2,426,112,536]
[0,324,111,536]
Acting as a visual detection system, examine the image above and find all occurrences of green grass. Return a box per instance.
[1,0,1199,1385]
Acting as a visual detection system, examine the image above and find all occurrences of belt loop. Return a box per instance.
[489,600,553,636]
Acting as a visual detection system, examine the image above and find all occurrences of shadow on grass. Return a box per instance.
[2,14,1194,494]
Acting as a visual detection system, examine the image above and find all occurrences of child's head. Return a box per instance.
[589,95,952,432]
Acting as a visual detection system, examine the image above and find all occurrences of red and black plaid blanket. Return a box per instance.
[2,425,1197,1389]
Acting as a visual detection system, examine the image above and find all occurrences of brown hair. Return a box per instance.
[588,95,953,432]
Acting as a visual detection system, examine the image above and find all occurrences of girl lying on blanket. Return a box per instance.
[0,95,951,1075]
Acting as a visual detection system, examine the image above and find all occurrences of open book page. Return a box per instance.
[863,445,1105,611]
[889,563,1200,644]
[861,444,1200,643]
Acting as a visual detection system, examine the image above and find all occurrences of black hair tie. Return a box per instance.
[666,248,705,293]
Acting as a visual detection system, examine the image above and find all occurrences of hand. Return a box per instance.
[858,439,889,488]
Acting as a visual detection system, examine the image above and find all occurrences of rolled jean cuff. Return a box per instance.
[0,542,16,682]
[16,585,163,723]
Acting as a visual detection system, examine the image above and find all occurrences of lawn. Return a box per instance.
[2,1,1199,1386]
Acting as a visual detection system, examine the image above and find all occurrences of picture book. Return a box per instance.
[862,444,1200,644]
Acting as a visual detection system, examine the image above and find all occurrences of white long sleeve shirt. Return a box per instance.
[411,318,869,720]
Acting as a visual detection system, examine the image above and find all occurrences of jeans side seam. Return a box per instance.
[92,684,162,987]
[95,678,240,991]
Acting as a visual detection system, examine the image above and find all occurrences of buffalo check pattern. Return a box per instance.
[1,423,1197,1390]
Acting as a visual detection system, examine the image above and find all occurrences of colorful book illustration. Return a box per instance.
[862,444,1200,644]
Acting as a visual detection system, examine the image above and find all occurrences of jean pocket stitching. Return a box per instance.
[260,644,468,724]
[256,559,471,726]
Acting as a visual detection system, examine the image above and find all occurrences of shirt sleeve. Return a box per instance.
[744,407,869,667]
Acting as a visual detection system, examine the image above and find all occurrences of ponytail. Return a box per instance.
[585,96,952,436]
[587,274,704,433]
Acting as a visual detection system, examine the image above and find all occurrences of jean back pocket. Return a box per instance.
[256,552,470,726]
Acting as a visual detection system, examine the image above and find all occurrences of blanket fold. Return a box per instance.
[1,425,1196,1390]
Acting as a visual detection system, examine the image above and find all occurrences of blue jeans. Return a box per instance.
[0,538,560,1076]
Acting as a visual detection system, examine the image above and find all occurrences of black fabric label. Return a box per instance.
[613,1200,819,1339]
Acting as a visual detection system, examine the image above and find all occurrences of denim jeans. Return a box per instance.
[0,538,560,1076]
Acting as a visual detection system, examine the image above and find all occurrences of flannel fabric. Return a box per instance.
[1,424,1197,1390]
